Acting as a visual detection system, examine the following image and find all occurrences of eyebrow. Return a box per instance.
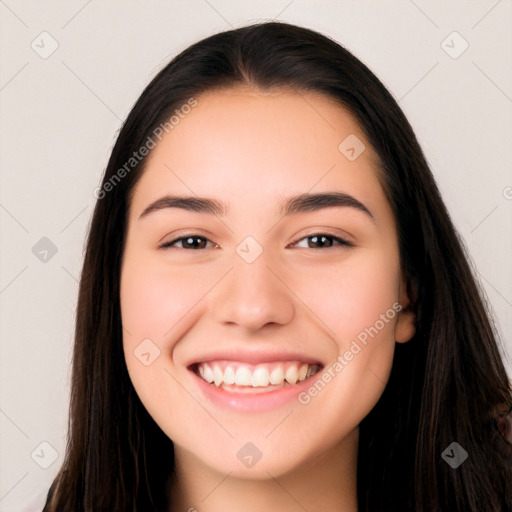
[138,192,374,222]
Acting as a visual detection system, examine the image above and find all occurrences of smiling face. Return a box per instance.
[120,87,416,480]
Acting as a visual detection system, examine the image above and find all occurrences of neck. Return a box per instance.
[168,428,359,512]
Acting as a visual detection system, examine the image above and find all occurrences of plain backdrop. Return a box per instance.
[1,1,511,510]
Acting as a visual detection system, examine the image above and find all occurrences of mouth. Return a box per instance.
[188,359,323,412]
[188,360,323,394]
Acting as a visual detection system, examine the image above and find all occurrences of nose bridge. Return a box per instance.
[212,245,295,331]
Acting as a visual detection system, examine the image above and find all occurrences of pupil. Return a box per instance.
[311,235,330,248]
[186,237,203,249]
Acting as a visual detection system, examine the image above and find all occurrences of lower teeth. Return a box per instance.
[217,381,292,393]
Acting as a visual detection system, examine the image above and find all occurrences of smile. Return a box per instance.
[192,360,322,392]
[187,351,325,411]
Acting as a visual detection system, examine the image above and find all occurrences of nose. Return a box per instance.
[212,253,295,333]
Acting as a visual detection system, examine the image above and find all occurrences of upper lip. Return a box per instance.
[186,349,324,369]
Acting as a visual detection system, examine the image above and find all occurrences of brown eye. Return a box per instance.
[161,235,213,250]
[291,233,353,249]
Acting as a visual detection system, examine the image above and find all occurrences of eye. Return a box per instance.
[160,232,353,251]
[160,235,216,250]
[290,233,354,249]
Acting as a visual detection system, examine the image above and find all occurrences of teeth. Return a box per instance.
[202,364,214,383]
[234,367,252,386]
[252,367,269,387]
[196,361,321,388]
[269,366,284,385]
[223,365,235,384]
[298,363,308,381]
[213,365,223,387]
[285,365,298,385]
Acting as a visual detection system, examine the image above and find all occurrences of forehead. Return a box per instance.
[130,86,386,219]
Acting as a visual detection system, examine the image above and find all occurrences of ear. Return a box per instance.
[395,275,417,343]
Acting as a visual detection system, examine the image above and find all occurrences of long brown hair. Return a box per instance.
[43,21,512,511]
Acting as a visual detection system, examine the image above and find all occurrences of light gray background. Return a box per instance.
[1,1,511,510]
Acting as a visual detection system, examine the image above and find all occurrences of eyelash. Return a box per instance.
[159,233,354,250]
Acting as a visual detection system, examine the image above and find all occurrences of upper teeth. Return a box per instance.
[197,361,321,388]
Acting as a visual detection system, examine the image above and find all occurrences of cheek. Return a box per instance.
[119,255,189,395]
[119,255,210,434]
[293,250,401,344]
[120,254,211,345]
[292,251,401,418]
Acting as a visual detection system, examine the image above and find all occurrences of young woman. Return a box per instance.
[42,21,511,512]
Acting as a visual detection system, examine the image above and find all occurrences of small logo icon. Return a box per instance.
[31,31,59,59]
[441,441,468,468]
[31,441,59,469]
[236,441,263,468]
[441,31,469,59]
[236,236,263,264]
[338,134,366,161]
[134,338,161,366]
[32,237,58,263]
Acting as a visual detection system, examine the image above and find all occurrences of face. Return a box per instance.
[120,87,416,479]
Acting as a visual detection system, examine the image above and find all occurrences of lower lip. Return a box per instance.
[190,369,320,412]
